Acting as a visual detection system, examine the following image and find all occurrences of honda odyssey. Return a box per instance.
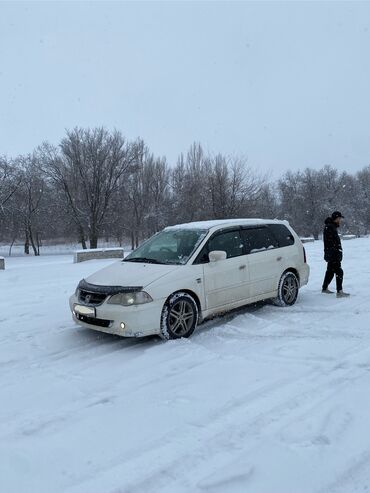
[69,219,310,339]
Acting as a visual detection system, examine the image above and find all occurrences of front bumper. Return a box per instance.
[69,294,164,337]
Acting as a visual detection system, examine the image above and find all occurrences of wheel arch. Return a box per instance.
[282,267,300,285]
[160,289,201,340]
[164,289,202,315]
[273,268,300,307]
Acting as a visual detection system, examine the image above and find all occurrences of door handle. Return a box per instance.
[239,264,246,270]
[276,256,283,261]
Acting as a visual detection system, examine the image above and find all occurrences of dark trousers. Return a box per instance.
[323,261,343,292]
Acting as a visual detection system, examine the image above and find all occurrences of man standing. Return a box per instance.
[322,211,350,297]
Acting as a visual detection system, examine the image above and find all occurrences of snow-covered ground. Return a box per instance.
[1,238,370,493]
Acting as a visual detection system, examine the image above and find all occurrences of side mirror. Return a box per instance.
[209,250,227,262]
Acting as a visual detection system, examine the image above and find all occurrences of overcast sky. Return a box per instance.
[1,1,370,176]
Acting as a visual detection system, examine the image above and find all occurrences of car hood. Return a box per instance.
[85,260,180,289]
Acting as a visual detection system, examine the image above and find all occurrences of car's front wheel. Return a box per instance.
[273,271,299,307]
[160,292,199,339]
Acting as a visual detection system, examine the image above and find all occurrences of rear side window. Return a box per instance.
[268,224,295,247]
[242,227,278,254]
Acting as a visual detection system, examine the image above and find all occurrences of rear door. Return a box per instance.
[196,229,249,310]
[241,226,281,297]
[268,223,297,270]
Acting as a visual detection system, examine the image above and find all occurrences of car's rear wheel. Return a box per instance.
[273,271,299,307]
[160,292,198,339]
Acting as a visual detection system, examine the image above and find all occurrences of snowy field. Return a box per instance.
[1,238,370,493]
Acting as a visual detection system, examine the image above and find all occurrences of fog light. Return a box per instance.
[120,322,125,330]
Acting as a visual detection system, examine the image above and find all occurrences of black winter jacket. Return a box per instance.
[323,217,343,262]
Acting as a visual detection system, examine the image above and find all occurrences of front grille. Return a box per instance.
[78,289,107,306]
[76,313,112,328]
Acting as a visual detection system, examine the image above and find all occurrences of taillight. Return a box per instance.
[303,247,307,263]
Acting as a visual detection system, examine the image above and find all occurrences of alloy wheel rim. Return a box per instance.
[169,300,194,336]
[282,276,297,304]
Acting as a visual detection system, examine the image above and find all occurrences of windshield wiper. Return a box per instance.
[123,257,163,264]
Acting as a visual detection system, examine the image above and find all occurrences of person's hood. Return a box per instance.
[85,260,180,289]
[325,216,339,228]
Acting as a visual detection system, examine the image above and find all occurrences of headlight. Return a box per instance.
[107,291,153,306]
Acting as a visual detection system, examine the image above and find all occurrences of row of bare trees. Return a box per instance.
[279,166,370,239]
[0,127,370,254]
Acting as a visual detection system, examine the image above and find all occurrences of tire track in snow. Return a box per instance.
[63,366,321,492]
[66,356,370,493]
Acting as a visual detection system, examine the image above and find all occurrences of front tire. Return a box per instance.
[160,292,199,340]
[273,271,299,307]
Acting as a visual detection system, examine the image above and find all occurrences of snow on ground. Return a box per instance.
[1,238,370,493]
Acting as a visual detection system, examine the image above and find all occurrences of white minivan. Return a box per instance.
[69,219,309,339]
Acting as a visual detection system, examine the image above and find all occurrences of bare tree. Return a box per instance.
[208,154,264,218]
[0,157,22,211]
[38,128,135,248]
[279,166,342,238]
[116,141,170,248]
[15,155,46,255]
[355,165,370,234]
[171,143,211,223]
[254,183,279,219]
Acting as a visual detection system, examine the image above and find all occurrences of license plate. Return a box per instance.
[74,304,96,317]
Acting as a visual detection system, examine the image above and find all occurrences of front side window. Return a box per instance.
[195,230,244,263]
[124,229,207,265]
[242,227,278,254]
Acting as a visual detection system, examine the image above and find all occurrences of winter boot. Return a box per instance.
[322,288,335,294]
[336,290,350,298]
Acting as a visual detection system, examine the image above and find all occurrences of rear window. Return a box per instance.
[268,224,295,247]
[242,227,278,254]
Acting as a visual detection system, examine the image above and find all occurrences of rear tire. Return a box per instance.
[273,271,299,307]
[160,292,198,340]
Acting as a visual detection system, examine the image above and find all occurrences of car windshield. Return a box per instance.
[124,229,208,265]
